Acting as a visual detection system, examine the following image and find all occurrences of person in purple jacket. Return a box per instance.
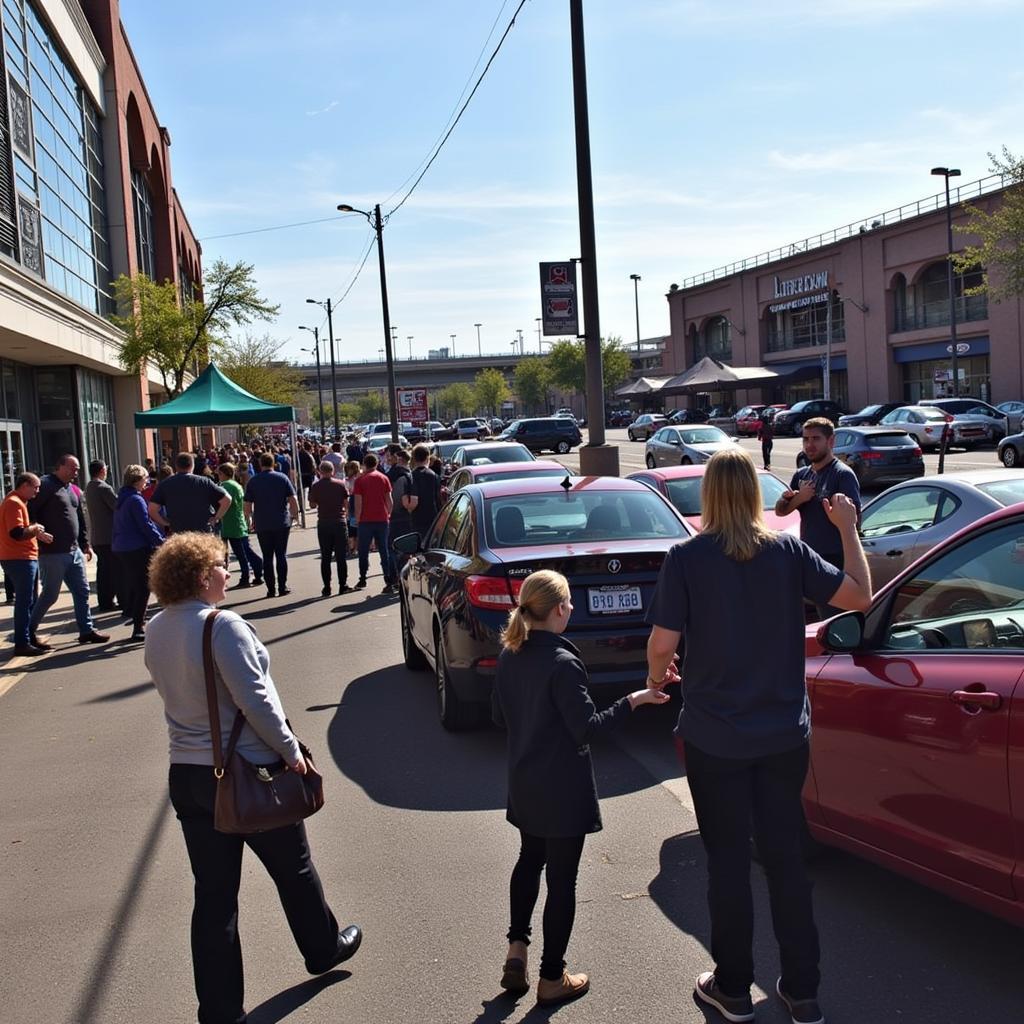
[112,463,165,641]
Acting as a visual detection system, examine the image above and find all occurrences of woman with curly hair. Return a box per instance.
[145,532,362,1024]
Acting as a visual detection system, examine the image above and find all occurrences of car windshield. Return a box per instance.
[855,405,882,416]
[865,432,916,447]
[976,479,1024,506]
[664,473,786,517]
[679,427,729,445]
[465,446,533,464]
[437,441,469,459]
[485,490,686,547]
[921,409,947,421]
[475,468,566,484]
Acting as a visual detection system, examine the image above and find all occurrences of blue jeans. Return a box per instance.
[30,548,94,636]
[226,536,263,584]
[357,521,391,584]
[2,559,38,647]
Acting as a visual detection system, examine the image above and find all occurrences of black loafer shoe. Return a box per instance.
[29,635,52,652]
[232,580,252,590]
[321,585,331,597]
[78,631,110,645]
[12,644,43,657]
[306,924,362,975]
[278,586,291,596]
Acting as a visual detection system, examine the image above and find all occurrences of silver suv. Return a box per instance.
[921,399,1009,443]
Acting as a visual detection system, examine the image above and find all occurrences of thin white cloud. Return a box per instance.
[305,100,339,117]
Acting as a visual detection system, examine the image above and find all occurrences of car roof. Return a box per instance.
[836,425,915,435]
[865,469,1024,500]
[627,465,782,482]
[457,460,564,478]
[465,474,652,498]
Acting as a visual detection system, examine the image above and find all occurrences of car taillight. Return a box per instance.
[912,446,922,456]
[924,426,936,434]
[466,575,522,609]
[859,451,883,460]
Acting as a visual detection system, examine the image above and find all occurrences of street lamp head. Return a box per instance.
[630,273,641,282]
[298,325,310,331]
[474,322,482,328]
[931,167,962,178]
[305,298,320,305]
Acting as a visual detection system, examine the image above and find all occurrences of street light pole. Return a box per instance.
[450,333,456,357]
[305,298,340,437]
[630,273,642,351]
[931,166,962,397]
[474,322,482,356]
[535,317,542,352]
[298,325,325,439]
[407,335,413,360]
[337,202,399,441]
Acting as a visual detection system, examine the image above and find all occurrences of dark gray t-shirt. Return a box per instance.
[244,470,296,531]
[646,532,844,758]
[789,458,861,563]
[151,473,227,533]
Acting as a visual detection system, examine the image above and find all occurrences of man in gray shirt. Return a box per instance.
[85,459,118,611]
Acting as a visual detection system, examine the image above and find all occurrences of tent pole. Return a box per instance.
[290,420,306,528]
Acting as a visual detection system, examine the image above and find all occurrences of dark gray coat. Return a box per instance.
[491,630,631,838]
[85,478,117,546]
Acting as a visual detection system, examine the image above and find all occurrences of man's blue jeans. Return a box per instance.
[30,548,94,636]
[2,558,38,647]
[357,521,392,584]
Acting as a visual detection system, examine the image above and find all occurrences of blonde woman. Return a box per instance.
[491,570,674,1006]
[645,446,871,1024]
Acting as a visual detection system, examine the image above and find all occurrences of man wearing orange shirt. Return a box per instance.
[0,472,53,655]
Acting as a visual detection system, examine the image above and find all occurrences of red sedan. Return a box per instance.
[804,501,1024,926]
[627,464,800,536]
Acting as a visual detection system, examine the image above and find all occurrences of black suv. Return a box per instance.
[773,399,845,436]
[838,402,903,427]
[498,417,582,454]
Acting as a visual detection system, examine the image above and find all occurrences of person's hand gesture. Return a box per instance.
[38,530,54,544]
[647,654,680,691]
[796,478,816,504]
[823,492,858,532]
[629,688,671,709]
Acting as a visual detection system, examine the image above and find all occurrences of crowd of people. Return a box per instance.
[0,432,443,655]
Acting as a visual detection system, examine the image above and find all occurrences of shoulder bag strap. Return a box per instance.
[203,609,231,778]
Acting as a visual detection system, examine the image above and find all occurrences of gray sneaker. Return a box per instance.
[694,972,754,1023]
[777,978,824,1024]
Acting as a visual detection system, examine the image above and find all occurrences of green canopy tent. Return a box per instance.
[134,363,305,524]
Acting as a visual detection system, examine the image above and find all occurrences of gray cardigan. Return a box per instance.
[145,601,300,767]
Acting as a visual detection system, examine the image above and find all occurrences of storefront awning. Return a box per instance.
[614,376,674,396]
[660,356,780,394]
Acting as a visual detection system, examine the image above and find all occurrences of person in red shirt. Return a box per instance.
[352,453,394,593]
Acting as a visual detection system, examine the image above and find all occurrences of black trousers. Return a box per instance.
[507,831,586,981]
[684,740,820,1000]
[94,542,119,608]
[168,764,340,1024]
[116,547,153,632]
[256,527,290,591]
[760,440,773,468]
[316,521,348,588]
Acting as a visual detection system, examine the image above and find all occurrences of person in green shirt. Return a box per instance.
[216,464,264,588]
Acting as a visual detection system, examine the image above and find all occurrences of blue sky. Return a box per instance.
[119,0,1024,367]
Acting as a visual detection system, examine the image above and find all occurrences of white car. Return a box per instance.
[880,406,986,451]
[920,399,1009,444]
[996,401,1024,435]
[454,417,488,440]
[643,425,736,467]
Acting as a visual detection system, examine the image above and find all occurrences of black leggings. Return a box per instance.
[507,831,586,980]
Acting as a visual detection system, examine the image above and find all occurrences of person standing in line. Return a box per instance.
[84,459,119,612]
[244,452,298,598]
[343,460,360,558]
[149,452,231,536]
[298,442,316,498]
[774,417,861,619]
[1,472,52,655]
[404,443,442,540]
[111,464,165,641]
[28,455,109,647]
[492,570,673,1006]
[324,442,346,475]
[145,532,362,1024]
[308,460,353,597]
[757,411,774,472]
[645,447,871,1024]
[352,453,393,593]
[215,464,263,590]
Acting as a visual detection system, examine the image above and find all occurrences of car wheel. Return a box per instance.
[556,440,571,454]
[401,598,428,670]
[434,625,481,731]
[628,430,635,442]
[992,430,1004,445]
[680,456,692,466]
[1002,445,1019,468]
[796,452,808,468]
[792,421,803,437]
[645,454,656,468]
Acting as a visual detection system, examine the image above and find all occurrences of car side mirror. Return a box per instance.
[392,531,423,555]
[669,439,681,445]
[817,611,865,652]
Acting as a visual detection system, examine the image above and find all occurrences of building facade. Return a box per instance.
[665,174,1023,413]
[0,0,199,488]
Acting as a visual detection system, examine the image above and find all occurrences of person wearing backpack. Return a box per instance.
[403,443,441,540]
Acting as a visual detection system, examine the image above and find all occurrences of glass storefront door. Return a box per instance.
[0,421,25,494]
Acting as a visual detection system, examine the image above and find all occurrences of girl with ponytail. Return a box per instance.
[491,569,677,1006]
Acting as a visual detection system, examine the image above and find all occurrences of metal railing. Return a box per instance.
[679,172,1009,290]
[766,326,846,353]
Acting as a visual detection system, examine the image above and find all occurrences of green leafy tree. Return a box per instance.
[513,357,551,415]
[544,336,633,395]
[338,401,360,424]
[355,391,388,423]
[955,147,1024,301]
[601,336,634,392]
[219,333,303,407]
[112,259,279,399]
[435,382,476,419]
[473,367,511,416]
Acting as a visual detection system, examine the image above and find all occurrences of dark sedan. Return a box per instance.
[394,477,695,730]
[796,427,924,487]
[838,402,904,427]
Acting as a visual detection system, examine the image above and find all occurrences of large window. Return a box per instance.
[894,262,987,332]
[694,316,732,361]
[766,292,845,352]
[2,0,112,314]
[132,169,155,279]
[901,355,990,403]
[76,367,117,473]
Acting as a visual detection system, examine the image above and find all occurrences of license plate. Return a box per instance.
[588,585,642,614]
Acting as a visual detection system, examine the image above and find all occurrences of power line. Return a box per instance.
[387,0,530,218]
[199,214,342,241]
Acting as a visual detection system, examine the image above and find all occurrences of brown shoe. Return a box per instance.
[537,970,590,1006]
[500,957,530,995]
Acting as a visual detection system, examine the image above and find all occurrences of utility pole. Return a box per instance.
[474,322,482,356]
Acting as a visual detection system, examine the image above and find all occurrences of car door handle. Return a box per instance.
[951,689,1002,711]
[885,549,903,557]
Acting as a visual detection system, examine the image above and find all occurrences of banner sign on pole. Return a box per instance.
[396,387,430,425]
[540,261,579,337]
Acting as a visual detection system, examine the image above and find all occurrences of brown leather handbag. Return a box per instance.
[203,610,324,834]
